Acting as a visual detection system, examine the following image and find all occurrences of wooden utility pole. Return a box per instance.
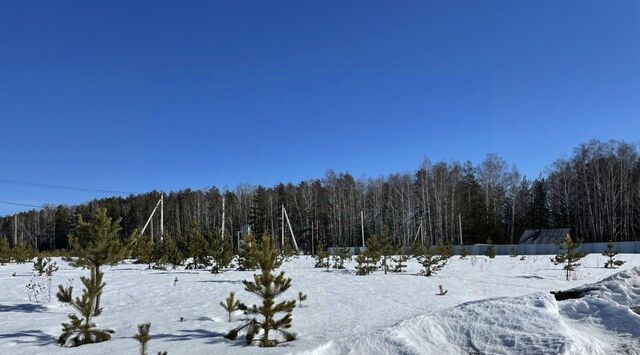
[360,210,365,248]
[458,213,463,245]
[281,205,285,248]
[221,195,226,239]
[282,206,299,251]
[414,221,423,245]
[311,219,315,255]
[13,214,17,246]
[141,197,163,240]
[160,193,164,241]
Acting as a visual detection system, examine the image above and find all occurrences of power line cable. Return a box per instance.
[0,200,43,209]
[0,177,136,194]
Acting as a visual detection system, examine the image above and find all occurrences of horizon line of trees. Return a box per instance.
[1,139,639,251]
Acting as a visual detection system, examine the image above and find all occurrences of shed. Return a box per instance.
[518,228,570,244]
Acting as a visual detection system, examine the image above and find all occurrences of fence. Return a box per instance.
[328,241,640,256]
[454,241,640,256]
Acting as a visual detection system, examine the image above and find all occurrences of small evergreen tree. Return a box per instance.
[355,236,380,276]
[134,323,151,355]
[150,240,166,270]
[441,241,455,259]
[12,240,34,263]
[185,222,209,269]
[210,233,235,273]
[161,237,183,268]
[226,235,298,347]
[134,236,154,268]
[56,267,114,346]
[413,243,449,277]
[379,227,398,274]
[485,238,496,258]
[551,235,586,281]
[314,244,329,268]
[66,208,136,313]
[133,323,167,355]
[332,246,350,269]
[220,292,241,322]
[0,238,10,264]
[298,292,307,307]
[602,240,625,269]
[391,253,410,272]
[459,245,469,259]
[366,235,382,262]
[281,243,297,261]
[238,233,260,270]
[33,256,58,276]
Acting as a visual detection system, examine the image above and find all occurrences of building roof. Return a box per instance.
[518,228,570,244]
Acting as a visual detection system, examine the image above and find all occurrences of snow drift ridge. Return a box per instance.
[305,268,640,355]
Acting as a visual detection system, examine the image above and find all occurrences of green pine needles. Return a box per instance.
[551,235,586,281]
[0,238,10,264]
[185,222,210,270]
[413,243,450,277]
[134,323,151,355]
[134,235,154,268]
[355,236,381,276]
[58,208,135,347]
[298,292,307,307]
[332,246,350,269]
[391,254,410,272]
[314,244,329,268]
[225,235,298,347]
[161,237,183,269]
[33,256,58,276]
[485,238,496,258]
[56,267,114,346]
[134,323,167,355]
[603,240,625,269]
[379,227,399,275]
[459,245,470,259]
[210,233,235,273]
[220,292,241,322]
[12,240,34,264]
[237,233,260,270]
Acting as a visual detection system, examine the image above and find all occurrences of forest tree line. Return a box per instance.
[1,139,639,252]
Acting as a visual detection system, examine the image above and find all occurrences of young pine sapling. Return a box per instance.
[225,235,298,347]
[551,235,585,281]
[298,292,307,307]
[485,238,496,259]
[379,227,398,275]
[602,240,625,269]
[413,243,450,277]
[56,267,114,346]
[220,292,241,322]
[134,323,167,355]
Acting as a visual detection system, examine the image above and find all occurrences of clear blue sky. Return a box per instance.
[1,0,639,216]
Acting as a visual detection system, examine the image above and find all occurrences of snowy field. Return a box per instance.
[1,254,639,355]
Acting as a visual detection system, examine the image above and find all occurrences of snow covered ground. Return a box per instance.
[1,254,639,354]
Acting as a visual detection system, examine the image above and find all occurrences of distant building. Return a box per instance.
[519,228,570,244]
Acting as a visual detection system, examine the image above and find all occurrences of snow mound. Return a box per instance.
[306,268,640,355]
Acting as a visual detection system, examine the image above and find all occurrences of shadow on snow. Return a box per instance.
[0,303,47,313]
[0,330,57,346]
[154,329,227,344]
